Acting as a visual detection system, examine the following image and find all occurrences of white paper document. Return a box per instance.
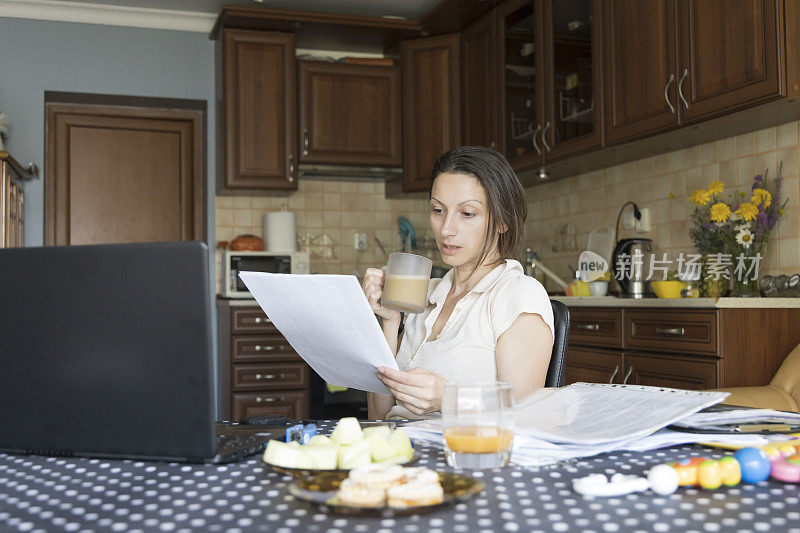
[513,382,729,445]
[238,272,399,394]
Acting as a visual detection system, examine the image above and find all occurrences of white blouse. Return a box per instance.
[386,259,554,419]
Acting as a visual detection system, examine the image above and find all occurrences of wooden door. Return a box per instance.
[220,29,296,191]
[677,0,783,123]
[625,352,719,389]
[564,346,624,385]
[45,102,204,246]
[461,8,500,150]
[400,34,461,192]
[602,0,679,143]
[298,61,401,166]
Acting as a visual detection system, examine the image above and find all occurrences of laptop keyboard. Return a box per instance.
[214,433,268,464]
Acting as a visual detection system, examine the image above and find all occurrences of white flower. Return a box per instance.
[729,212,741,222]
[736,227,754,249]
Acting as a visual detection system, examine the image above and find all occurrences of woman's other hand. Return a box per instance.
[377,366,445,415]
[362,267,401,323]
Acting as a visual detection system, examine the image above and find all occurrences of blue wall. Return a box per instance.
[0,16,216,246]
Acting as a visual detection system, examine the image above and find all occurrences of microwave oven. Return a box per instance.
[222,250,310,298]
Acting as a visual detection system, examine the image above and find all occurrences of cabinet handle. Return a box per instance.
[254,373,284,380]
[490,141,496,149]
[302,129,309,156]
[576,323,600,331]
[255,396,285,403]
[622,366,633,384]
[541,121,551,153]
[254,317,271,324]
[531,124,542,155]
[656,327,685,336]
[287,154,294,183]
[678,68,689,109]
[664,74,676,114]
[608,365,619,384]
[253,344,288,352]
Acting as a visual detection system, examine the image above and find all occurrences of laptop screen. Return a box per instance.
[0,241,216,461]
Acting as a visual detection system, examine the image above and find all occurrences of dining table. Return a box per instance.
[1,421,799,532]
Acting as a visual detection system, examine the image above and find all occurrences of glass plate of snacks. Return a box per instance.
[287,467,483,516]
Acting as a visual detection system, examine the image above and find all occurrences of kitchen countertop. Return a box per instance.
[220,295,800,308]
[551,296,800,308]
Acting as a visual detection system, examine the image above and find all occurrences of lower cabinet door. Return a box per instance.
[564,346,624,385]
[625,352,719,390]
[232,390,308,420]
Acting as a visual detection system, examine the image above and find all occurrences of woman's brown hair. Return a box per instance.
[429,146,527,269]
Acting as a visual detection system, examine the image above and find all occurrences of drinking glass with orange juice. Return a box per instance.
[441,382,514,468]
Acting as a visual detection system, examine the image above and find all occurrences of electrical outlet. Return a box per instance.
[635,207,651,233]
[622,210,636,229]
[354,232,368,251]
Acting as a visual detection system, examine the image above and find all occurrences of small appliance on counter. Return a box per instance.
[222,250,310,298]
[612,238,654,298]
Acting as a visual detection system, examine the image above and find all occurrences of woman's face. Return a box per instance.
[429,172,495,270]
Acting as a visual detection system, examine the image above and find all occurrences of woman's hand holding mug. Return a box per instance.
[362,267,401,323]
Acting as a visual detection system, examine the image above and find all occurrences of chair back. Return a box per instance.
[545,300,570,388]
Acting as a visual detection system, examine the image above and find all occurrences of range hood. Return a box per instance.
[297,163,403,181]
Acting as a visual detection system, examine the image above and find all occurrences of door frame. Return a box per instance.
[44,92,206,246]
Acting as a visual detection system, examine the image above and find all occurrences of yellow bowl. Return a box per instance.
[651,280,683,298]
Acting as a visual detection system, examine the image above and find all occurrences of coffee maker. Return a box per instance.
[612,238,654,298]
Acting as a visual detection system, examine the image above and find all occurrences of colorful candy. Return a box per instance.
[734,447,772,484]
[771,454,800,483]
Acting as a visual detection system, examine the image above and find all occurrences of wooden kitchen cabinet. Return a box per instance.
[217,29,297,192]
[677,0,783,123]
[603,0,785,144]
[298,61,401,167]
[461,0,602,173]
[461,8,500,151]
[565,305,800,391]
[398,33,461,193]
[217,302,310,420]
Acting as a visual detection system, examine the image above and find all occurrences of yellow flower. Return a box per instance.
[751,188,772,208]
[735,202,759,222]
[707,180,725,195]
[690,188,711,206]
[709,202,731,223]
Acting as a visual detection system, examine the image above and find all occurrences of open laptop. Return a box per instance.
[0,240,285,463]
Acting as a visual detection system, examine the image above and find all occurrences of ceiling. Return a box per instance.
[54,0,443,20]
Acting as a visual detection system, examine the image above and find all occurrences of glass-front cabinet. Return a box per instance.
[546,0,601,158]
[492,0,601,173]
[500,0,542,165]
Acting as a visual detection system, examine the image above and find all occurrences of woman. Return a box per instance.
[362,146,554,420]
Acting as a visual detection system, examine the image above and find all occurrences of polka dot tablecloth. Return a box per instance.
[2,422,800,532]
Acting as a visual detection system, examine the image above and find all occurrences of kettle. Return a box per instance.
[612,238,654,298]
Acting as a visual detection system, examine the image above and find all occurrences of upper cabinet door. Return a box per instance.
[602,0,679,144]
[543,0,603,161]
[498,0,544,169]
[677,0,783,123]
[400,34,461,193]
[298,61,401,166]
[221,29,297,191]
[461,9,500,150]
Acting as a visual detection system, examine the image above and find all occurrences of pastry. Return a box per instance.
[400,466,439,485]
[335,478,385,508]
[348,463,407,490]
[386,480,444,508]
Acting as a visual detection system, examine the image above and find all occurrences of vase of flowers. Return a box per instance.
[688,164,787,298]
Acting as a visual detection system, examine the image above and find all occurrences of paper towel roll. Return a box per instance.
[263,211,297,252]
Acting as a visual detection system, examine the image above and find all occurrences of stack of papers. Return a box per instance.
[402,383,753,467]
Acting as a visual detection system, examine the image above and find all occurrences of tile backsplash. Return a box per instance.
[215,119,800,293]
